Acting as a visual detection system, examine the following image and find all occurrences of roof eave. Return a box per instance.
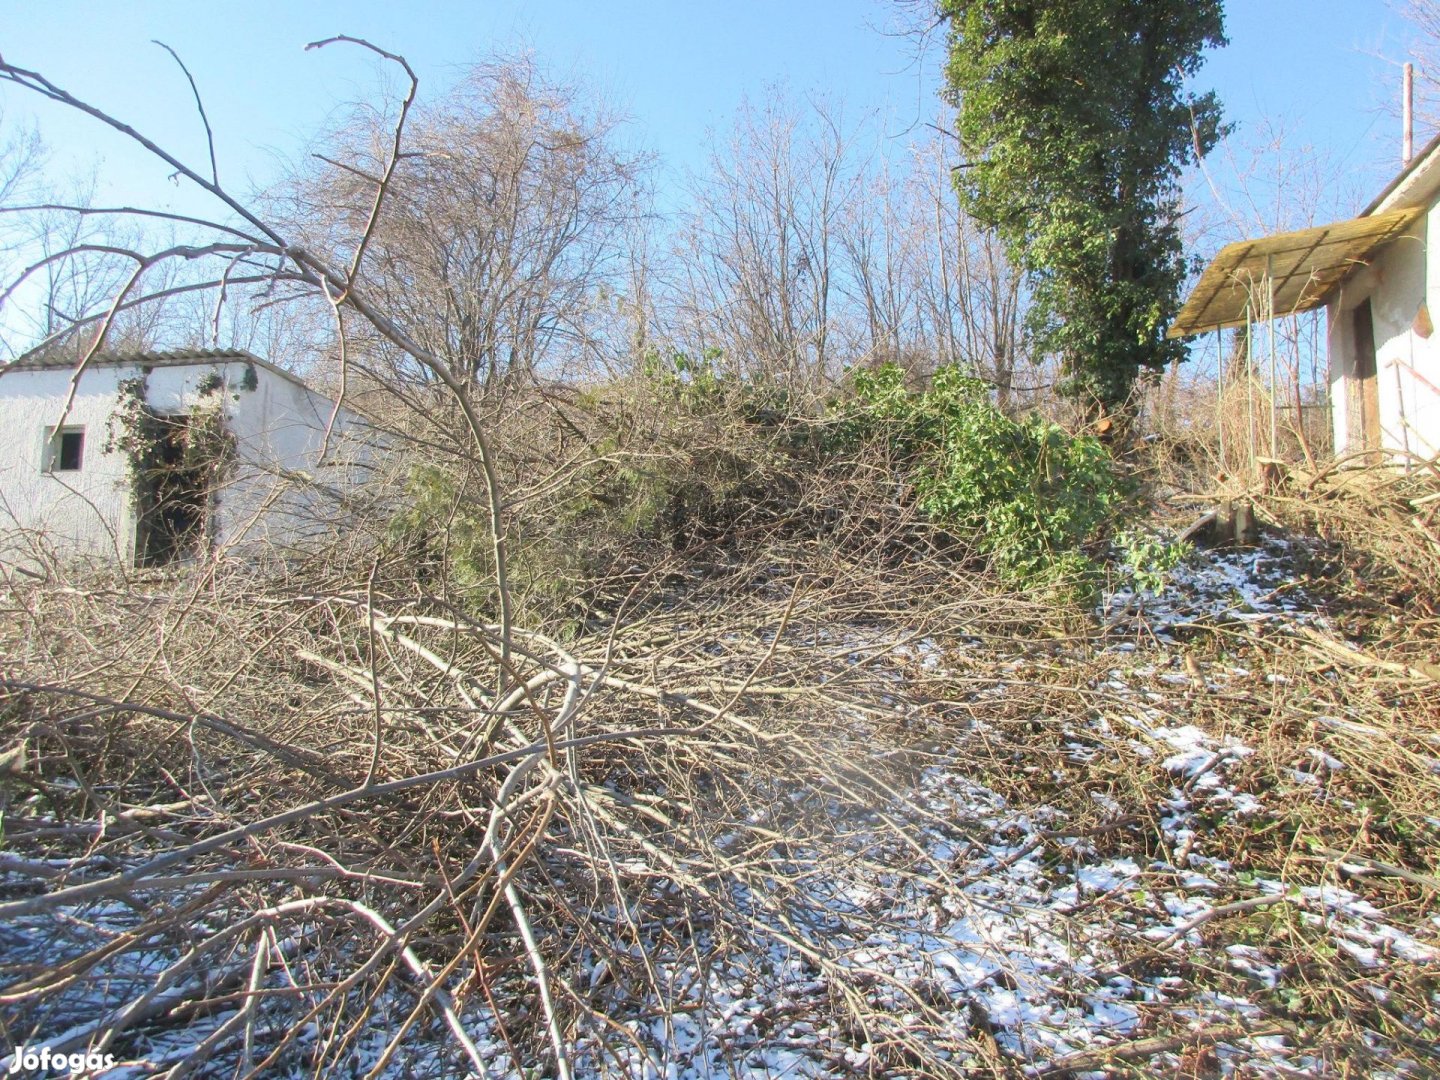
[1363,128,1440,216]
[1168,206,1425,339]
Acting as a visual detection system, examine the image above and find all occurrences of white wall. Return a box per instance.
[0,358,379,566]
[0,362,180,563]
[1329,200,1440,460]
[215,361,381,556]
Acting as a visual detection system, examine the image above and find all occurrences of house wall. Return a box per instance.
[0,362,186,563]
[0,359,378,566]
[215,361,380,556]
[1328,199,1440,460]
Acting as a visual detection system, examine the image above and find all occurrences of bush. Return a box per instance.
[641,347,796,428]
[834,363,1121,595]
[387,362,1123,624]
[385,374,804,631]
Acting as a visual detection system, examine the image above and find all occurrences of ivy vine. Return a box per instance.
[103,370,238,521]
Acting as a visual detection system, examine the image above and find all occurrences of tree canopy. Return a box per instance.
[939,0,1227,411]
[271,55,650,395]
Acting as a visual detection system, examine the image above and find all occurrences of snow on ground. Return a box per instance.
[3,538,1435,1076]
[1102,534,1326,641]
[557,540,1434,1077]
[566,750,1431,1076]
[0,895,488,1078]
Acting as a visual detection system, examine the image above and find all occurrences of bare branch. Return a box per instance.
[151,40,221,188]
[0,203,266,244]
[304,35,420,293]
[0,59,285,246]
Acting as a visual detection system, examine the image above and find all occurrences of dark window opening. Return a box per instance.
[57,430,84,471]
[135,415,208,568]
[45,427,85,472]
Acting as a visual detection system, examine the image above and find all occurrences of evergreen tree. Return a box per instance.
[939,1,1227,412]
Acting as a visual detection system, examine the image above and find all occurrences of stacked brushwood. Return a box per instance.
[0,484,1051,1077]
[1266,454,1440,617]
[4,475,1440,1075]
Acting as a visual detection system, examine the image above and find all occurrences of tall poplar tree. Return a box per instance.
[939,1,1227,412]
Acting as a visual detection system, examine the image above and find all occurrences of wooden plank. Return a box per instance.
[1170,207,1424,338]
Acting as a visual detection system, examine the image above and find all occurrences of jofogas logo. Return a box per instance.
[5,1046,116,1076]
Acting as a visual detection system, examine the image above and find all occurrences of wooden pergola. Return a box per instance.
[1169,206,1424,338]
[1167,206,1424,476]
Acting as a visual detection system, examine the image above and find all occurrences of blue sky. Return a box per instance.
[0,1,1427,244]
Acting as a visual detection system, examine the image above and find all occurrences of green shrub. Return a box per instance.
[386,461,623,630]
[641,348,799,429]
[1115,526,1190,596]
[641,348,729,414]
[385,385,788,630]
[385,464,493,588]
[834,363,1121,596]
[387,361,1122,623]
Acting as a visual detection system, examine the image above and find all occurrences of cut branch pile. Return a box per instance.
[3,519,1438,1077]
[1,40,1437,1079]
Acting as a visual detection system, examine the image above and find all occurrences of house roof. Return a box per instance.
[1167,207,1426,338]
[2,347,383,428]
[1363,128,1440,215]
[1170,133,1440,340]
[1,347,317,395]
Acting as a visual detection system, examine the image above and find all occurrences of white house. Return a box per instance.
[1172,131,1440,464]
[0,348,381,567]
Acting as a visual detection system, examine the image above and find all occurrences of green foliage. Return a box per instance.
[940,0,1228,410]
[389,460,605,629]
[641,348,728,413]
[838,363,1120,595]
[641,348,793,426]
[387,417,775,629]
[103,373,236,516]
[103,376,170,500]
[181,401,236,489]
[1116,527,1190,595]
[386,464,495,591]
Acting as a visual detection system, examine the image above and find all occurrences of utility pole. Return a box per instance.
[1405,62,1415,165]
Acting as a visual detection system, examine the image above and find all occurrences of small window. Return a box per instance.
[44,427,85,473]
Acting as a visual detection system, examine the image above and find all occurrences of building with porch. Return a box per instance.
[1172,132,1440,464]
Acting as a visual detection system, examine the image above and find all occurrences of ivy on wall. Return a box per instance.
[102,369,238,547]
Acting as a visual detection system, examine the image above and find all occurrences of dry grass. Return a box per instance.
[1263,455,1440,622]
[1136,369,1331,495]
[2,452,1438,1076]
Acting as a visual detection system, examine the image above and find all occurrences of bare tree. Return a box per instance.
[17,193,180,358]
[1401,0,1440,138]
[659,94,1032,408]
[271,54,650,396]
[0,125,196,360]
[902,128,1029,405]
[836,156,917,369]
[668,94,858,392]
[0,123,160,357]
[0,109,42,208]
